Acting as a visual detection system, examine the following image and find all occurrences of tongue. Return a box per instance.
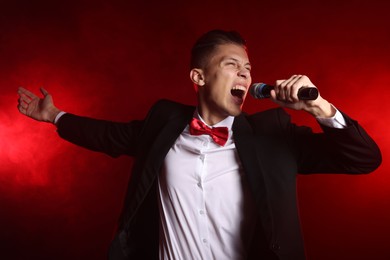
[231,89,244,105]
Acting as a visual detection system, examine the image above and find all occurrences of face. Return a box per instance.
[193,43,252,124]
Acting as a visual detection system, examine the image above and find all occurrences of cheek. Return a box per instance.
[203,71,233,98]
[211,83,230,99]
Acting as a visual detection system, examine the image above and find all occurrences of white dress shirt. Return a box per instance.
[158,113,257,260]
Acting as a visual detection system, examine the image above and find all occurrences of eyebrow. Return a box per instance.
[223,57,251,67]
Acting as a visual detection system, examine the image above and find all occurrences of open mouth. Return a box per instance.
[230,86,246,105]
[231,88,245,99]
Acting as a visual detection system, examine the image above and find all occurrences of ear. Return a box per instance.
[190,68,205,87]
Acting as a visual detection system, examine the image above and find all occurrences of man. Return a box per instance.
[17,30,381,259]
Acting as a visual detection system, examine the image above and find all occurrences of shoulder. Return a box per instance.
[141,99,195,128]
[148,99,195,119]
[151,99,195,113]
[240,107,312,136]
[245,107,291,126]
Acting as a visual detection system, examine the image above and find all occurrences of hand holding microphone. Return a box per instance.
[248,75,335,116]
[250,75,319,103]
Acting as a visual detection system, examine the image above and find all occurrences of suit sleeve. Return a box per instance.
[56,114,144,157]
[277,109,382,174]
[56,101,167,158]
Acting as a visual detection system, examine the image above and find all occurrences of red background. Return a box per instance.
[1,0,389,259]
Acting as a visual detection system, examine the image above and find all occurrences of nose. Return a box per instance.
[238,67,250,79]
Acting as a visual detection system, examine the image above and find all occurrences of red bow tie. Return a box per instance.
[189,118,229,146]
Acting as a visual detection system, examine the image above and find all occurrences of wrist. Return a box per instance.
[305,97,336,118]
[46,107,61,123]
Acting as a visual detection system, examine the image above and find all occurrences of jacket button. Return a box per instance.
[271,243,280,251]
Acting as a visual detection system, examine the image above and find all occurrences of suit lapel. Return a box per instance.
[145,108,194,174]
[233,114,273,235]
[125,105,195,224]
[233,114,265,195]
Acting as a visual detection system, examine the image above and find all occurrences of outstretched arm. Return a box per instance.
[17,87,61,123]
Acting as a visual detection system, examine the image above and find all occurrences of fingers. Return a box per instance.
[274,75,315,103]
[18,87,38,100]
[18,89,32,106]
[17,95,29,114]
[17,87,42,115]
[17,94,29,115]
[275,75,301,102]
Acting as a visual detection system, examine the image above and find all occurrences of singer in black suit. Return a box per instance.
[17,30,381,259]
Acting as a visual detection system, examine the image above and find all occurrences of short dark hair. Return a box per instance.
[190,29,247,70]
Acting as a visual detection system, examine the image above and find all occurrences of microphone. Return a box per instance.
[250,83,319,100]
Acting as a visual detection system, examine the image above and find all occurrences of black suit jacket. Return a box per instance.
[57,99,381,260]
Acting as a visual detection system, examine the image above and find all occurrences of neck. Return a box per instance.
[197,107,229,126]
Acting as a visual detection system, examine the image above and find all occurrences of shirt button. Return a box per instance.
[202,239,207,243]
[197,182,202,188]
[199,210,205,215]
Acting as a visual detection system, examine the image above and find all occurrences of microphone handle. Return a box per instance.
[251,83,319,100]
[297,87,319,100]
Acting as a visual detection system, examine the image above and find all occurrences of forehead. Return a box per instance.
[209,43,249,64]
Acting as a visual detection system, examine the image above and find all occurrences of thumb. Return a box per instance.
[40,87,49,97]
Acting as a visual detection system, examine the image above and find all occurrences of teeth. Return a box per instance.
[231,85,246,98]
[232,85,246,92]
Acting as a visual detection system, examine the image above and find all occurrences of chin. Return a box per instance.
[228,108,243,117]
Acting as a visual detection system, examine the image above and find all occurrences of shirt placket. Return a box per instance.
[195,137,212,258]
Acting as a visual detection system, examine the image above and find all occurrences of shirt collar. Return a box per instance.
[193,109,235,131]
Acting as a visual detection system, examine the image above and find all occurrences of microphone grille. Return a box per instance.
[250,83,267,99]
